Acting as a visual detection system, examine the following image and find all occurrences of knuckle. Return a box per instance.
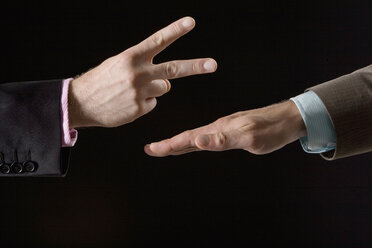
[233,111,245,117]
[119,49,140,65]
[216,117,225,123]
[151,31,164,47]
[165,62,178,78]
[215,117,227,127]
[192,62,199,73]
[195,61,205,73]
[215,132,227,147]
[172,23,182,35]
[121,49,135,61]
[192,62,196,73]
[183,130,193,138]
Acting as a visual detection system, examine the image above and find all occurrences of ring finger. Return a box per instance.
[144,79,171,98]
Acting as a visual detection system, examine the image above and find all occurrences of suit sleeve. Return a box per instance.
[0,79,71,176]
[308,65,372,160]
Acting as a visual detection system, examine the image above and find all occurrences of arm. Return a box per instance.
[290,90,336,154]
[0,79,69,176]
[61,78,77,147]
[145,65,372,160]
[0,17,217,176]
[308,65,372,160]
[68,17,216,129]
[144,100,306,156]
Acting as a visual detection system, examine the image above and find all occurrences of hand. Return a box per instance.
[144,100,307,156]
[68,17,217,128]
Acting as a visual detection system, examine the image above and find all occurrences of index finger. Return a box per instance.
[135,16,196,59]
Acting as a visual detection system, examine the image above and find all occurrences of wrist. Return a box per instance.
[283,100,307,140]
[68,78,84,128]
[265,100,306,146]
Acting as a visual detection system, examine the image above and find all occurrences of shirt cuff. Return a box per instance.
[61,78,78,147]
[290,91,336,153]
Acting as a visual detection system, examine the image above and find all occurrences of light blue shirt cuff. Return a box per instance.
[290,91,336,153]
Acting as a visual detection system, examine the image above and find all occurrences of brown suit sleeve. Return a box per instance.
[308,65,372,160]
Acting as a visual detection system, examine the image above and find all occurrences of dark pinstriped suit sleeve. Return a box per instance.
[308,65,372,160]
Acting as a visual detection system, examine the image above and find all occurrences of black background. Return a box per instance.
[0,1,372,247]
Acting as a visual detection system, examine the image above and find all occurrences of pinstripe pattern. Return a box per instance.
[309,65,372,160]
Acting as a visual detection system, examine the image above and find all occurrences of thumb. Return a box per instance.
[195,129,242,151]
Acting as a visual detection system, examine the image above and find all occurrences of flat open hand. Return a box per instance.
[145,101,307,156]
[68,17,217,128]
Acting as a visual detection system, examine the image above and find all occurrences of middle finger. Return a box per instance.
[150,58,217,80]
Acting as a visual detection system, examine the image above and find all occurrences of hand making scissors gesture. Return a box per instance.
[68,17,217,128]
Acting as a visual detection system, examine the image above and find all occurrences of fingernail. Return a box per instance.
[182,17,194,28]
[198,135,210,146]
[144,144,154,155]
[148,143,155,150]
[203,60,216,71]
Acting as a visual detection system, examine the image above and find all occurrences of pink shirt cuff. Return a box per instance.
[61,78,78,147]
